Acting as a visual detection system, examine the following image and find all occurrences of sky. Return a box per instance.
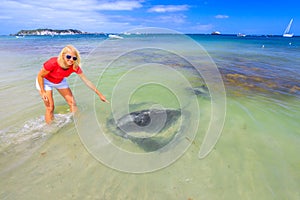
[0,0,299,35]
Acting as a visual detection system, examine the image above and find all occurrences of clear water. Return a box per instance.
[0,33,299,199]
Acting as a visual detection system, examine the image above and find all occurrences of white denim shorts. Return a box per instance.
[36,78,69,91]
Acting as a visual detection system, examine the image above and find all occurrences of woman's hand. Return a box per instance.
[78,73,110,103]
[41,92,49,102]
[99,94,110,103]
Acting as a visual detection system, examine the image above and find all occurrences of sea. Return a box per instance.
[0,30,299,199]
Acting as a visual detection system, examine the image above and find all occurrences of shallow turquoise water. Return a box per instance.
[0,33,299,199]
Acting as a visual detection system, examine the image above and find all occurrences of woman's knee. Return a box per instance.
[66,97,76,107]
[45,105,55,113]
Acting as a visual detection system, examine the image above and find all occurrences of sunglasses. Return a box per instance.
[66,54,77,61]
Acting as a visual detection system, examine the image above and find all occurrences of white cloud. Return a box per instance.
[148,5,189,13]
[0,16,13,20]
[0,0,144,33]
[95,0,143,10]
[2,0,143,11]
[215,15,229,19]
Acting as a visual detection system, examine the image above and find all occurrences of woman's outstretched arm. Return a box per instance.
[78,73,109,103]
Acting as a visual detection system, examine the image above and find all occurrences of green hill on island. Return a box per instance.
[13,29,87,36]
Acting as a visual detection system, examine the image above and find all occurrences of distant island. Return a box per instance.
[12,28,89,36]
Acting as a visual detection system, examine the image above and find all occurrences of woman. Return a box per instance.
[36,45,109,124]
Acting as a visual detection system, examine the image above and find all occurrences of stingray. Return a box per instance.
[107,108,182,152]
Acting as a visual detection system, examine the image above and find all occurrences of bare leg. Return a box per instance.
[40,90,54,124]
[57,88,77,113]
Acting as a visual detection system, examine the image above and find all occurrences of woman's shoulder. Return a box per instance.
[73,65,83,74]
[48,57,58,63]
[44,57,58,63]
[44,57,59,70]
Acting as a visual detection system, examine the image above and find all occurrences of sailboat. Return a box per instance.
[283,19,294,37]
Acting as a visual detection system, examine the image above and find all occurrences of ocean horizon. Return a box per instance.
[5,32,300,37]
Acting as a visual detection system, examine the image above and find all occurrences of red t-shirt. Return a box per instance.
[43,57,82,84]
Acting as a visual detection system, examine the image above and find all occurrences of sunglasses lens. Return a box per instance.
[66,55,77,61]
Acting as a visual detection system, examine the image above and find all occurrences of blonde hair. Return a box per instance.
[57,45,81,69]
